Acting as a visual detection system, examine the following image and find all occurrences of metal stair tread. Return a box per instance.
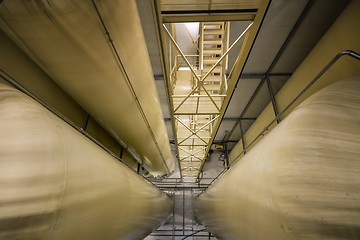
[203,29,223,35]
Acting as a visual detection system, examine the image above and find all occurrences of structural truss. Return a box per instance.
[164,21,253,179]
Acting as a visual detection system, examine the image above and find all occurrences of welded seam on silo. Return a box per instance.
[90,0,170,173]
[48,115,69,239]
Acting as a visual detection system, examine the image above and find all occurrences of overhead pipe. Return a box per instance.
[195,78,360,239]
[90,0,168,171]
[0,0,174,177]
[0,83,172,239]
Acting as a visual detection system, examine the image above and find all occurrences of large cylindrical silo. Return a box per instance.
[195,78,360,239]
[0,83,172,240]
[0,0,174,176]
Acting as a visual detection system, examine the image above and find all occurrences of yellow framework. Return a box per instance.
[164,21,253,179]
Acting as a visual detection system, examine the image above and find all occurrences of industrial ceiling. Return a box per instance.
[136,0,350,179]
[0,0,356,239]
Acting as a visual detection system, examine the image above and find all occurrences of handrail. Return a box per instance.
[180,228,208,240]
[195,167,228,197]
[232,50,360,162]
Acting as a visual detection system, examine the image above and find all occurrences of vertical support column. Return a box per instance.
[224,143,229,169]
[182,189,185,236]
[266,77,281,124]
[82,113,90,131]
[224,22,230,70]
[239,119,247,155]
[119,146,124,159]
[172,191,176,238]
[169,27,172,77]
[170,23,178,92]
[137,162,141,174]
[199,22,204,72]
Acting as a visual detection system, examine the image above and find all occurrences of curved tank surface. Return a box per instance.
[0,84,172,240]
[195,78,360,239]
[0,0,174,176]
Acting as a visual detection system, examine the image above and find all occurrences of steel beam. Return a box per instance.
[225,77,266,142]
[266,77,281,123]
[82,113,90,131]
[221,117,257,121]
[174,112,220,115]
[241,72,292,79]
[162,13,255,23]
[239,119,247,155]
[161,9,257,15]
[224,143,229,168]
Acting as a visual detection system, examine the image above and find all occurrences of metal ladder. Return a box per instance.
[199,22,228,95]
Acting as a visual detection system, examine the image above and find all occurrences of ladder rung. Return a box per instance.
[204,29,223,35]
[203,58,218,64]
[203,82,220,86]
[203,49,222,55]
[203,40,222,45]
[202,76,222,82]
[203,80,221,84]
[203,67,222,73]
[202,86,222,91]
[205,22,224,26]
